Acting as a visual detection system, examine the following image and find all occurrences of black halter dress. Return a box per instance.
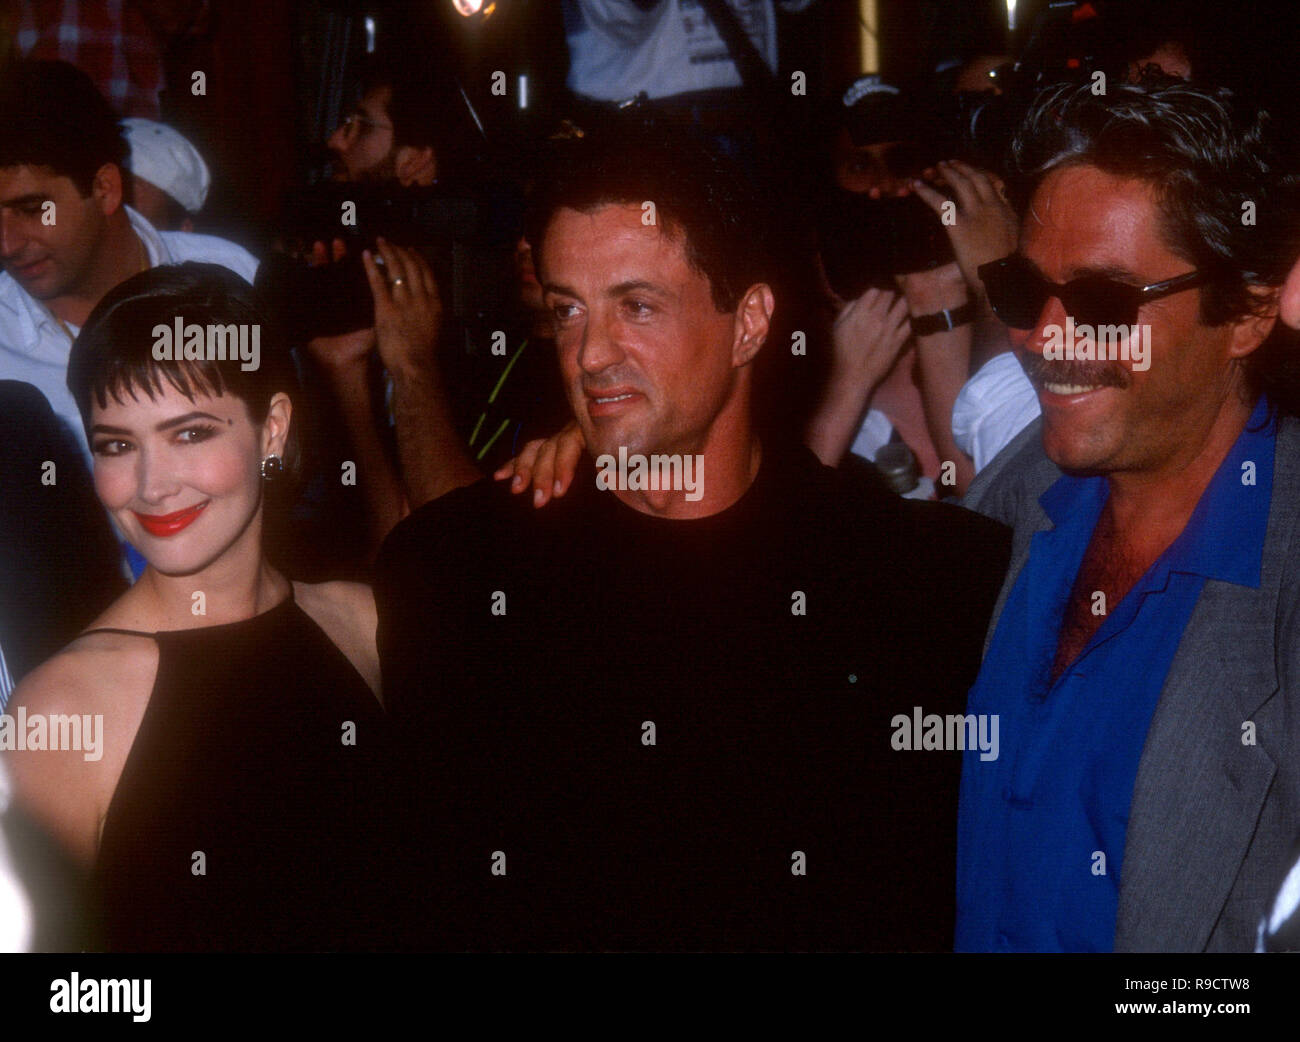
[85,589,401,952]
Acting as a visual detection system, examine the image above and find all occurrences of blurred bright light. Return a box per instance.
[453,0,484,15]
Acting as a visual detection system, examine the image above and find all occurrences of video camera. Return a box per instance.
[937,0,1110,176]
[257,180,517,342]
[816,78,956,299]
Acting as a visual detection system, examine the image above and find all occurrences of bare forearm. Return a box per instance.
[914,327,975,494]
[389,362,481,508]
[805,289,912,468]
[971,296,1013,370]
[805,383,873,468]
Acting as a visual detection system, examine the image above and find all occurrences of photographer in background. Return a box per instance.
[914,55,1032,476]
[324,51,450,189]
[804,78,976,496]
[270,49,483,569]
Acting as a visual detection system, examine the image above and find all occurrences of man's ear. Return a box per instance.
[91,163,124,216]
[1228,284,1280,360]
[731,283,775,368]
[394,146,437,188]
[1280,258,1300,331]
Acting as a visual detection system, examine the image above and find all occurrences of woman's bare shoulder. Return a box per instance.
[16,630,159,717]
[291,581,381,702]
[2,628,160,868]
[294,579,375,618]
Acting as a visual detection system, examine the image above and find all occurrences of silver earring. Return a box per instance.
[260,454,283,482]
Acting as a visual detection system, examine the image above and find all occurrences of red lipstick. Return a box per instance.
[133,500,209,537]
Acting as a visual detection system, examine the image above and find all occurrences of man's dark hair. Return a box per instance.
[1011,76,1300,409]
[67,262,301,482]
[525,119,774,313]
[0,60,128,195]
[1011,76,1292,327]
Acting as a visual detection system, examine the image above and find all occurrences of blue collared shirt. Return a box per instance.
[956,397,1276,952]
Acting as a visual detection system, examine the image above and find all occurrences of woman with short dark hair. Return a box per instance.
[3,262,400,952]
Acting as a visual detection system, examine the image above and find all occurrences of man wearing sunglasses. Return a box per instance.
[955,77,1300,952]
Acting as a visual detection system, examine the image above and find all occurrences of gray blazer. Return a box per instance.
[963,414,1300,952]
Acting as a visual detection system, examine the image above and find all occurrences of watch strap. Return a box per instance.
[910,301,976,337]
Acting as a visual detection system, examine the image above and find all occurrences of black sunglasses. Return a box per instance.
[977,254,1209,331]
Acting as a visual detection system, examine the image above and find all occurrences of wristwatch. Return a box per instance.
[910,302,976,337]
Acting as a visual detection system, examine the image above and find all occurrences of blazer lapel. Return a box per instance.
[1115,415,1300,951]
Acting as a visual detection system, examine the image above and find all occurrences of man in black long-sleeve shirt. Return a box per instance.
[374,125,1010,950]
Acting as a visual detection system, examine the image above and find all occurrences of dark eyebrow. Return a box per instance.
[542,281,582,299]
[0,193,47,209]
[607,279,674,300]
[1019,254,1141,286]
[542,279,678,302]
[1068,263,1141,284]
[91,411,225,437]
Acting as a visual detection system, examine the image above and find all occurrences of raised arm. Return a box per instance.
[364,239,482,508]
[804,286,911,467]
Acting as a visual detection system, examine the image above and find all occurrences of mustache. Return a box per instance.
[1018,350,1130,390]
[581,375,645,396]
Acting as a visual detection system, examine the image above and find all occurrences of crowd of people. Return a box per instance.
[2,0,1300,953]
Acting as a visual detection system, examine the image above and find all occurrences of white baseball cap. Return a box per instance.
[122,118,211,215]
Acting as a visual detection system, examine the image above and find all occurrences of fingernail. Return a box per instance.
[554,480,563,494]
[512,475,523,490]
[533,488,544,506]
